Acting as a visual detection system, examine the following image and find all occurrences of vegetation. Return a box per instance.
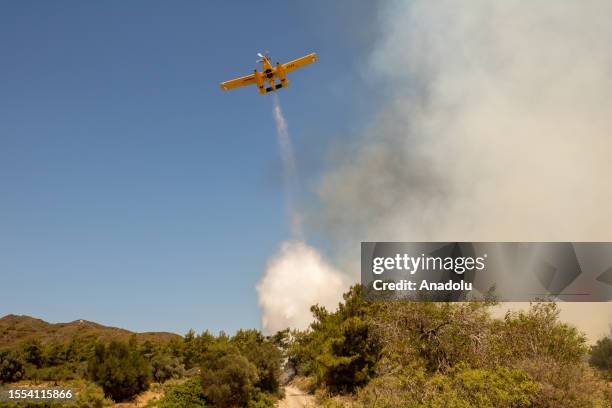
[150,331,281,407]
[149,377,207,408]
[589,328,612,380]
[201,344,259,407]
[0,350,25,384]
[0,379,112,408]
[88,339,152,401]
[0,314,282,407]
[288,285,611,408]
[1,292,610,407]
[150,353,185,383]
[0,315,179,349]
[290,286,381,393]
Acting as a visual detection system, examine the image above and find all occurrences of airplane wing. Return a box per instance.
[282,53,317,74]
[220,73,256,91]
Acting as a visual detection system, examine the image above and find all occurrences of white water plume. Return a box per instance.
[257,95,346,334]
[272,94,302,237]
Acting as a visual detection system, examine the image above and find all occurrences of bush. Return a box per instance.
[445,366,539,407]
[88,340,151,401]
[489,303,588,366]
[247,388,276,408]
[290,286,611,407]
[0,350,25,384]
[73,382,114,408]
[153,377,207,408]
[151,354,185,383]
[29,364,79,382]
[356,365,538,408]
[516,357,610,408]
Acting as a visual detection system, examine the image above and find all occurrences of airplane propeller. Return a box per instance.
[257,51,270,63]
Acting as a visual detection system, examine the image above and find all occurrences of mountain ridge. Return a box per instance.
[0,314,180,348]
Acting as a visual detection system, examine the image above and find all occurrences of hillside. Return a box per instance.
[0,314,180,348]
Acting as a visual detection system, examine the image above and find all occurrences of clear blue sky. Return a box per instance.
[0,1,381,334]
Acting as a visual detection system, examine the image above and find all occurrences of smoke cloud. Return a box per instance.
[256,241,346,334]
[258,1,612,338]
[319,0,612,245]
[315,1,612,339]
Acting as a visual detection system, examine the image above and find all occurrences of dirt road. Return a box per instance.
[277,385,316,408]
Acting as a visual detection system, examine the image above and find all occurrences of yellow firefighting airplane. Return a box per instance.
[220,52,317,94]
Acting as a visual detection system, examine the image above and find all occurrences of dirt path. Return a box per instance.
[277,385,316,408]
[112,389,162,407]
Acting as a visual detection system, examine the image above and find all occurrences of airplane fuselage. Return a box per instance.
[254,56,289,95]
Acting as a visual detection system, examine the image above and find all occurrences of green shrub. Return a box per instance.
[290,286,611,407]
[0,350,25,384]
[247,388,276,408]
[357,366,538,408]
[151,354,185,383]
[73,382,114,408]
[490,303,588,366]
[153,377,207,408]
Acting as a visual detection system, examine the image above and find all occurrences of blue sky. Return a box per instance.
[0,1,381,334]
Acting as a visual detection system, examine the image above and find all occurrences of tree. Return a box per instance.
[200,341,259,408]
[589,331,612,379]
[183,329,214,369]
[290,286,611,406]
[88,341,151,401]
[232,329,283,394]
[44,342,68,366]
[0,350,25,384]
[151,353,185,383]
[21,338,44,368]
[317,316,381,392]
[288,285,382,392]
[139,340,157,360]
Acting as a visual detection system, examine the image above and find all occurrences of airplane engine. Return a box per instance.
[254,70,265,94]
[275,63,289,89]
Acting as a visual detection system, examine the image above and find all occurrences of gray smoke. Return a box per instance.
[315,1,612,339]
